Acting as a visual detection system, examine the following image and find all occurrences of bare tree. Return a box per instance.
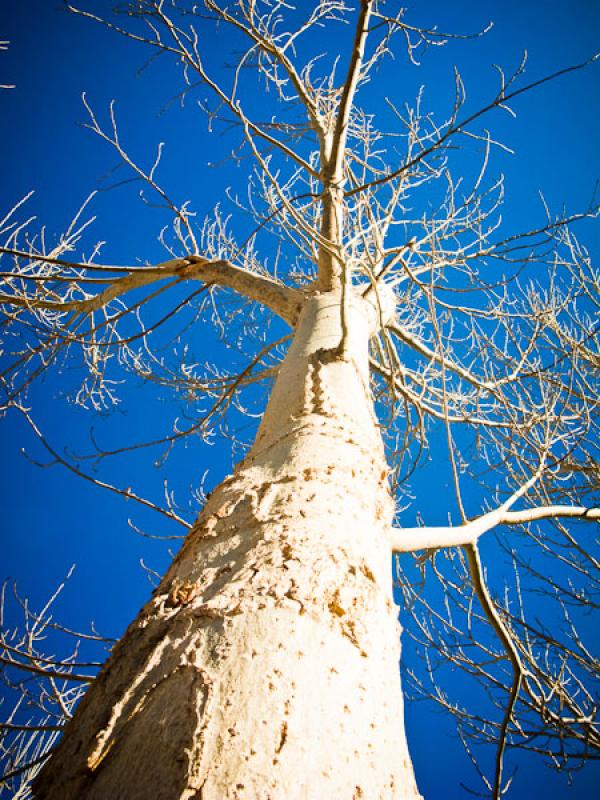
[1,2,598,799]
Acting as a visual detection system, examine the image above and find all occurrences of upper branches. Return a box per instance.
[4,1,595,575]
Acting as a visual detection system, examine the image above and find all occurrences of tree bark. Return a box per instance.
[33,291,422,800]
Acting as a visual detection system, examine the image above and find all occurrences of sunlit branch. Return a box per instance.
[390,505,599,552]
[0,251,303,325]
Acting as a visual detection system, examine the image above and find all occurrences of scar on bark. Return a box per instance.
[275,721,288,756]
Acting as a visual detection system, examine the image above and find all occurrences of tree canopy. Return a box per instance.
[1,2,599,798]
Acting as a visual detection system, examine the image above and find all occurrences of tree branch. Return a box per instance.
[0,252,303,325]
[347,53,599,197]
[391,505,600,552]
[464,543,523,800]
[329,0,373,177]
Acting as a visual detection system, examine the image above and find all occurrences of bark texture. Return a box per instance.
[34,291,421,800]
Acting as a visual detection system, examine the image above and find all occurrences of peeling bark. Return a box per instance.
[33,292,422,800]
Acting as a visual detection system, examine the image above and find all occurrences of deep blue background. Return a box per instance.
[1,1,598,797]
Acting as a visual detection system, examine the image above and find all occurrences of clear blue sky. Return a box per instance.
[1,1,599,798]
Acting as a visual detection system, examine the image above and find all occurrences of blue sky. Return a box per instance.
[1,1,599,797]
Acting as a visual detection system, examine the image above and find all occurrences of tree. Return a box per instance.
[1,1,598,798]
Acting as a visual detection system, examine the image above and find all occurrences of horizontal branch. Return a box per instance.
[391,505,600,552]
[0,252,304,326]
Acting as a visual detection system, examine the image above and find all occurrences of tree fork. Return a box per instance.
[33,291,422,800]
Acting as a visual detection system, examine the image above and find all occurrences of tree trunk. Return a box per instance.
[33,291,422,800]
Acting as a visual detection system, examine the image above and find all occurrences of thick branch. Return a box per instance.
[329,0,373,176]
[390,505,600,552]
[180,256,303,325]
[317,2,373,292]
[0,253,303,326]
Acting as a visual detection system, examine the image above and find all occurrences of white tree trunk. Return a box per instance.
[34,292,422,800]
